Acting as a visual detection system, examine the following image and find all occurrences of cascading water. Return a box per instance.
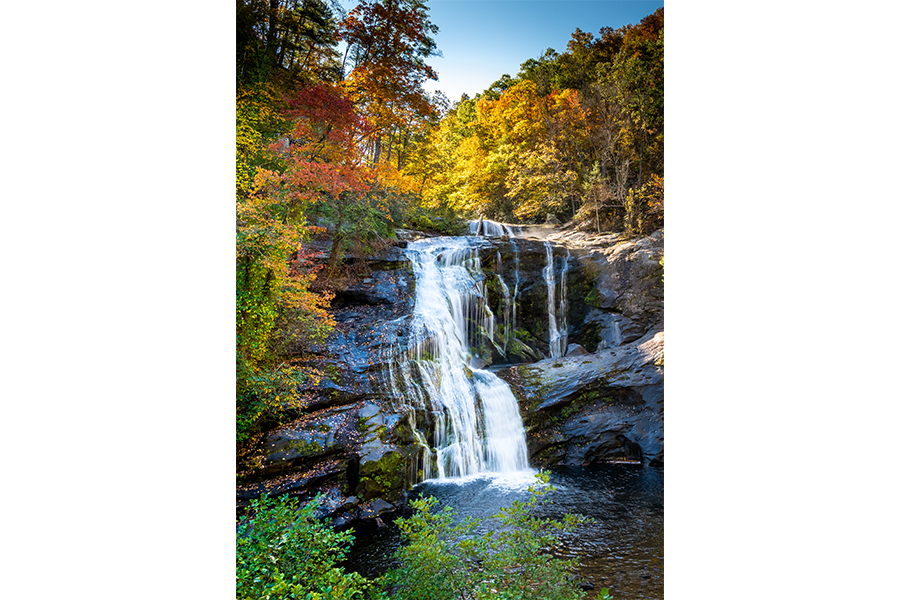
[510,239,521,346]
[494,251,511,352]
[543,242,571,358]
[382,236,530,481]
[468,218,522,238]
[558,247,571,355]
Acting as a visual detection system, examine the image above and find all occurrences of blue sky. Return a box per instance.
[339,0,664,103]
[421,0,664,102]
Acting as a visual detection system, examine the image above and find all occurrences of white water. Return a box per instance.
[510,240,521,348]
[468,218,521,238]
[558,247,571,356]
[494,251,511,352]
[383,236,530,481]
[543,242,571,358]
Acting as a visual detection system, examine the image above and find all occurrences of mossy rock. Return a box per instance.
[356,448,407,501]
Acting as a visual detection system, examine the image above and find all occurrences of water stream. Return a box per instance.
[543,242,571,358]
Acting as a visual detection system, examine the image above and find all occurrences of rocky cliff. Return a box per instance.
[236,225,663,523]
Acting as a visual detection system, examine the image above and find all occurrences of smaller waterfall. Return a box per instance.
[558,248,571,356]
[608,320,623,347]
[511,239,520,345]
[543,242,570,358]
[495,251,511,352]
[543,243,560,358]
[468,219,521,238]
[599,317,624,349]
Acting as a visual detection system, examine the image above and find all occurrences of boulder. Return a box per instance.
[565,343,588,356]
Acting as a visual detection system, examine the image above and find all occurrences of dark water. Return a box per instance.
[343,465,663,599]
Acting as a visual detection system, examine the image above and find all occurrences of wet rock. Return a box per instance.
[236,459,347,507]
[340,496,361,511]
[331,512,354,528]
[253,404,358,477]
[312,488,350,518]
[371,498,394,515]
[358,498,398,520]
[476,230,662,364]
[394,228,435,243]
[357,442,408,502]
[497,330,663,466]
[335,270,410,306]
[237,229,663,511]
[565,343,588,356]
[503,330,663,411]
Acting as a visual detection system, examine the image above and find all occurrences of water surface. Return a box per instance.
[343,465,663,599]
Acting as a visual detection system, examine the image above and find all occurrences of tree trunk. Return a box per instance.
[384,132,393,166]
[266,0,281,58]
[326,211,346,276]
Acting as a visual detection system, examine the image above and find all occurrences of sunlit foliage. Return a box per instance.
[236,0,449,444]
[385,471,603,600]
[237,494,385,600]
[415,8,664,232]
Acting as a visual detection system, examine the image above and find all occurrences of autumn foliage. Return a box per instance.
[415,8,664,232]
[236,0,445,444]
[235,2,663,443]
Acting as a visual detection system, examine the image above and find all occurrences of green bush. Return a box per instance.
[384,471,599,600]
[237,476,611,600]
[236,494,385,600]
[236,355,316,444]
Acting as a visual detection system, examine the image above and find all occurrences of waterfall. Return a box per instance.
[473,370,529,472]
[543,242,570,358]
[558,247,571,356]
[382,236,530,480]
[494,251,511,352]
[511,239,520,347]
[468,219,521,238]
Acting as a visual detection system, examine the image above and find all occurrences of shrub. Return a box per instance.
[236,494,385,600]
[384,471,596,600]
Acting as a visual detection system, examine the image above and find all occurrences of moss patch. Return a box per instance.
[356,450,407,501]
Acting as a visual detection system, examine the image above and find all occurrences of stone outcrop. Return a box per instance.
[496,329,663,466]
[236,250,418,524]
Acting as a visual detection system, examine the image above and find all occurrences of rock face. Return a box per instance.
[497,330,663,466]
[236,249,419,523]
[236,226,664,520]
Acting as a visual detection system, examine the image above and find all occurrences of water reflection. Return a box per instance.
[343,465,663,600]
